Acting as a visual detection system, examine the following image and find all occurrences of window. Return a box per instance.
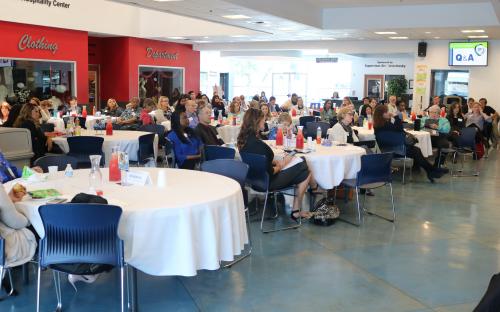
[138,66,184,100]
[0,58,75,104]
[431,70,469,98]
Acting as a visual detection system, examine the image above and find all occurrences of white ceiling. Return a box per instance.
[111,0,500,45]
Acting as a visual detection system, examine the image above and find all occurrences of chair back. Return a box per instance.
[239,152,270,192]
[34,155,78,172]
[201,159,248,188]
[137,133,156,165]
[204,145,236,161]
[38,204,124,269]
[356,153,393,186]
[67,136,104,155]
[457,127,477,150]
[375,130,406,157]
[299,116,315,128]
[40,123,55,133]
[306,121,330,138]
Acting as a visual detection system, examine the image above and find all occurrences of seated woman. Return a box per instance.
[465,102,491,131]
[260,103,272,139]
[295,97,308,116]
[60,96,80,116]
[320,99,336,126]
[329,107,359,144]
[1,104,22,128]
[268,113,295,140]
[397,101,410,122]
[0,183,37,276]
[420,105,451,167]
[211,95,226,119]
[228,99,245,121]
[237,108,315,221]
[0,102,11,125]
[167,111,202,170]
[39,100,52,123]
[103,98,123,117]
[139,98,155,126]
[447,102,465,146]
[194,105,224,146]
[14,102,55,165]
[373,105,447,183]
[153,96,172,124]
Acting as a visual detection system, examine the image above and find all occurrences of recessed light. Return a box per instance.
[461,29,485,33]
[231,35,249,38]
[375,31,397,35]
[222,14,251,19]
[278,27,294,31]
[468,35,489,38]
[167,36,186,40]
[320,37,336,40]
[389,36,409,39]
[203,36,209,39]
[434,36,441,39]
[425,32,432,34]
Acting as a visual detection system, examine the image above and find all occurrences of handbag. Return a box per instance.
[405,133,419,146]
[310,197,340,226]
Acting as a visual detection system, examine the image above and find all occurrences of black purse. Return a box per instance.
[405,133,419,146]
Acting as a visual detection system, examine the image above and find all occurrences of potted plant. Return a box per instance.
[387,77,408,99]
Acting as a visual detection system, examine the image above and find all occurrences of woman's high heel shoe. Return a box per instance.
[68,274,99,292]
[290,210,301,223]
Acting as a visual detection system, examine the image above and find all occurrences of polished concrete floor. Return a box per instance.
[1,152,499,311]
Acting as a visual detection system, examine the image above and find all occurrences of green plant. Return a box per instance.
[387,77,408,98]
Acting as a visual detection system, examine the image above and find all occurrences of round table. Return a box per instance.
[406,130,433,158]
[85,115,116,130]
[4,168,247,276]
[217,125,241,144]
[266,141,366,189]
[52,130,158,165]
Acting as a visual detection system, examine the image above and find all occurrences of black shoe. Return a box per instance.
[290,210,300,223]
[436,167,449,174]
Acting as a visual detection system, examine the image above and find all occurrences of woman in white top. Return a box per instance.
[387,95,398,117]
[0,183,37,269]
[329,107,359,143]
[153,96,172,123]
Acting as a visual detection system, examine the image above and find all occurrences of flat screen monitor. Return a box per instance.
[449,41,488,66]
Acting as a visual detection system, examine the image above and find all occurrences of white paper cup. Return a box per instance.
[48,166,58,175]
[157,169,167,188]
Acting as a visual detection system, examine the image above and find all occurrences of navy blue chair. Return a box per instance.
[67,136,105,168]
[306,121,330,139]
[375,130,413,184]
[337,153,395,226]
[239,152,298,233]
[451,127,480,177]
[36,203,126,312]
[34,155,78,172]
[163,137,175,168]
[204,145,236,161]
[139,124,165,147]
[201,159,251,267]
[299,116,316,137]
[130,133,156,166]
[0,237,15,300]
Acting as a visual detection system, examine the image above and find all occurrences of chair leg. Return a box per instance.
[261,190,300,234]
[402,161,406,184]
[339,186,361,227]
[224,207,253,268]
[364,183,396,223]
[120,266,125,312]
[53,271,62,312]
[260,191,269,232]
[36,266,42,312]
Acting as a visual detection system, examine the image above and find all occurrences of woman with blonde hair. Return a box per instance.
[153,96,172,123]
[0,101,12,125]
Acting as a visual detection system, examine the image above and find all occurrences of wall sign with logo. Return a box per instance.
[146,47,178,60]
[364,61,406,68]
[20,0,71,9]
[18,34,58,54]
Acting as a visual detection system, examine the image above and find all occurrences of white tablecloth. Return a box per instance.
[46,117,65,132]
[217,125,241,144]
[4,168,247,276]
[52,130,158,165]
[406,130,433,158]
[267,141,366,189]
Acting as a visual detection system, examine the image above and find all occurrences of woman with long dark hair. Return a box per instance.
[237,108,315,221]
[320,99,335,126]
[167,111,202,169]
[373,105,446,183]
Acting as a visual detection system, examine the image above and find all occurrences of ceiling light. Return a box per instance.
[194,40,211,43]
[468,35,489,38]
[230,35,249,38]
[425,32,431,34]
[389,36,409,39]
[278,27,294,31]
[222,14,251,19]
[167,36,186,40]
[461,29,485,33]
[374,31,397,35]
[203,36,209,39]
[434,37,441,39]
[320,37,336,40]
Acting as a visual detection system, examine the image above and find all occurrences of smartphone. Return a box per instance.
[46,198,68,204]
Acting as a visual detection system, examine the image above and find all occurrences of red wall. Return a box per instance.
[89,36,200,103]
[0,21,89,103]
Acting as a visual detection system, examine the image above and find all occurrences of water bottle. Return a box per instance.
[64,164,74,177]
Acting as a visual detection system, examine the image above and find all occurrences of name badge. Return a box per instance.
[126,171,152,186]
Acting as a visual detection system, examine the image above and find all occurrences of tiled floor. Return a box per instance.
[1,152,498,311]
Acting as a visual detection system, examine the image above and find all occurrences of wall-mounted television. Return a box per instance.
[449,41,488,66]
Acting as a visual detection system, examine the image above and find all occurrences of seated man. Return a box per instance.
[115,97,141,130]
[420,105,451,167]
[194,105,224,146]
[0,151,42,183]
